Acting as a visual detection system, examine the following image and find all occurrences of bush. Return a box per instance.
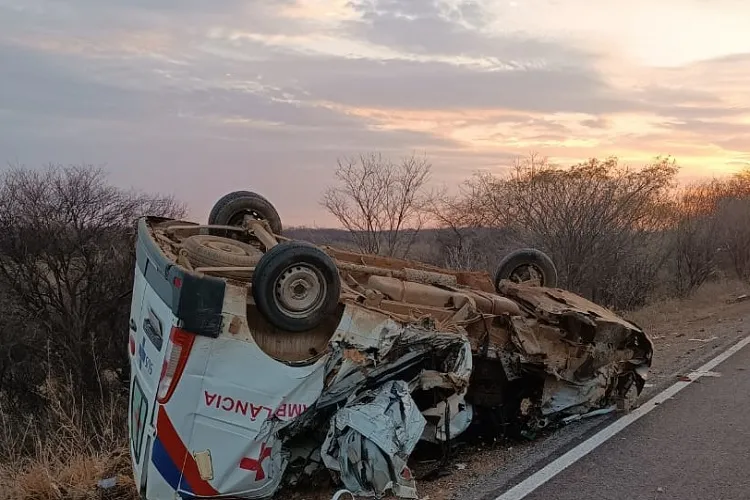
[0,164,183,477]
[429,154,679,309]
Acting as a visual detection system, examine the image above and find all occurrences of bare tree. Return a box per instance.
[670,181,726,294]
[716,169,750,280]
[670,169,750,286]
[0,164,184,406]
[321,152,431,257]
[433,153,679,309]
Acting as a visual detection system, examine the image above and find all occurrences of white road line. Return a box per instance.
[494,333,750,500]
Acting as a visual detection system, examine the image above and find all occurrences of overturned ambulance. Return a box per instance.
[127,191,653,499]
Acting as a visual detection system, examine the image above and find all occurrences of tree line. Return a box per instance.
[1,155,748,464]
[320,152,750,310]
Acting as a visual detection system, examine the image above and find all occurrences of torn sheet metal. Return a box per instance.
[540,368,612,415]
[269,306,475,498]
[421,392,474,443]
[497,281,654,426]
[272,282,652,496]
[321,380,425,499]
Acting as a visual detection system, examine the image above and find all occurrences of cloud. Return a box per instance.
[254,54,632,114]
[345,0,582,63]
[1,0,750,225]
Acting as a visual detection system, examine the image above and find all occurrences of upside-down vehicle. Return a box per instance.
[127,191,653,499]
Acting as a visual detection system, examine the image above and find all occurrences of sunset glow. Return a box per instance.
[0,0,748,225]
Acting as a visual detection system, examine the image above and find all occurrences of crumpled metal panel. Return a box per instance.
[421,392,474,443]
[321,380,425,498]
[497,281,653,424]
[269,306,474,498]
[540,368,613,415]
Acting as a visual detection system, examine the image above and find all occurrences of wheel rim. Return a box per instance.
[272,264,327,319]
[508,264,544,285]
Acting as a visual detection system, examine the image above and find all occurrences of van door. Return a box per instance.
[128,265,149,480]
[129,262,177,488]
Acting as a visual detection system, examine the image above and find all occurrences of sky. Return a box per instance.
[1,0,749,226]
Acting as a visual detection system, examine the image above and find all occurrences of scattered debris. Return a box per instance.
[678,370,722,382]
[561,406,617,425]
[727,294,749,304]
[96,477,118,489]
[693,370,722,378]
[688,336,719,342]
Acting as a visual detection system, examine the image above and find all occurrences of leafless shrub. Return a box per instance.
[669,169,750,292]
[321,152,431,257]
[425,184,519,272]
[0,164,184,450]
[716,171,750,280]
[433,154,678,308]
[670,181,726,294]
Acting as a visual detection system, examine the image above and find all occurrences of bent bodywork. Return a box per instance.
[128,216,653,500]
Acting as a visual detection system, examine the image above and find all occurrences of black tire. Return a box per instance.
[208,191,283,234]
[252,241,341,332]
[494,248,558,290]
[183,235,263,268]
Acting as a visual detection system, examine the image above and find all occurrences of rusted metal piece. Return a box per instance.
[336,261,457,286]
[496,280,653,420]
[164,224,249,234]
[245,219,278,250]
[228,316,242,335]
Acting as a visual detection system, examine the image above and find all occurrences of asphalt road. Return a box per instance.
[511,336,750,500]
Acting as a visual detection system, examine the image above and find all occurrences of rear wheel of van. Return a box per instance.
[208,191,283,234]
[494,248,558,290]
[252,241,341,332]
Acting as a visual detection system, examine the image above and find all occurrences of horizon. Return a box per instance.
[1,0,748,227]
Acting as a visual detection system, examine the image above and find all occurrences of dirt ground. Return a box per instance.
[280,280,750,500]
[627,280,750,389]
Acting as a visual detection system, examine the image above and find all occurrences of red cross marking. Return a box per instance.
[239,442,272,481]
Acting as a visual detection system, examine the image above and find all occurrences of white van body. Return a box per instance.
[128,219,334,498]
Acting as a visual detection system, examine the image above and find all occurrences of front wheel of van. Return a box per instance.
[252,241,341,332]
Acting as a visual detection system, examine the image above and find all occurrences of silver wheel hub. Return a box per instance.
[274,265,325,318]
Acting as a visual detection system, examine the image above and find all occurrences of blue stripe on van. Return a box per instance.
[151,436,193,495]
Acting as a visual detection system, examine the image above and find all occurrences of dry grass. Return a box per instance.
[0,449,136,500]
[0,374,137,500]
[624,278,750,391]
[627,278,750,332]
